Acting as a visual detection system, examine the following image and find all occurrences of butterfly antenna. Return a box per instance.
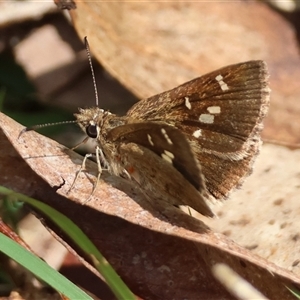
[84,36,99,107]
[18,120,77,139]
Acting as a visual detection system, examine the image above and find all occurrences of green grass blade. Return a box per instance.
[0,232,93,299]
[0,186,136,300]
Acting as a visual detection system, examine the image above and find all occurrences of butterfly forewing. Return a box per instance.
[127,61,268,151]
[126,60,270,201]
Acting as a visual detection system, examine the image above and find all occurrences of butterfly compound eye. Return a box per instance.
[86,124,98,138]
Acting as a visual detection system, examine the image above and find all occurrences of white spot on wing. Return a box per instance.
[215,74,229,91]
[192,129,202,138]
[147,134,154,146]
[199,114,214,124]
[185,97,191,110]
[161,150,174,164]
[161,128,173,145]
[207,106,221,114]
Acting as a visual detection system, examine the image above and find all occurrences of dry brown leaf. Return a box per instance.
[1,112,300,299]
[69,2,300,145]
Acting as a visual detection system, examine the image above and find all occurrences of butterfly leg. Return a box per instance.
[68,152,94,195]
[85,146,111,202]
[68,146,107,198]
[89,146,105,198]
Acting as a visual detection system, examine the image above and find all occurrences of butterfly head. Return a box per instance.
[74,107,111,139]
